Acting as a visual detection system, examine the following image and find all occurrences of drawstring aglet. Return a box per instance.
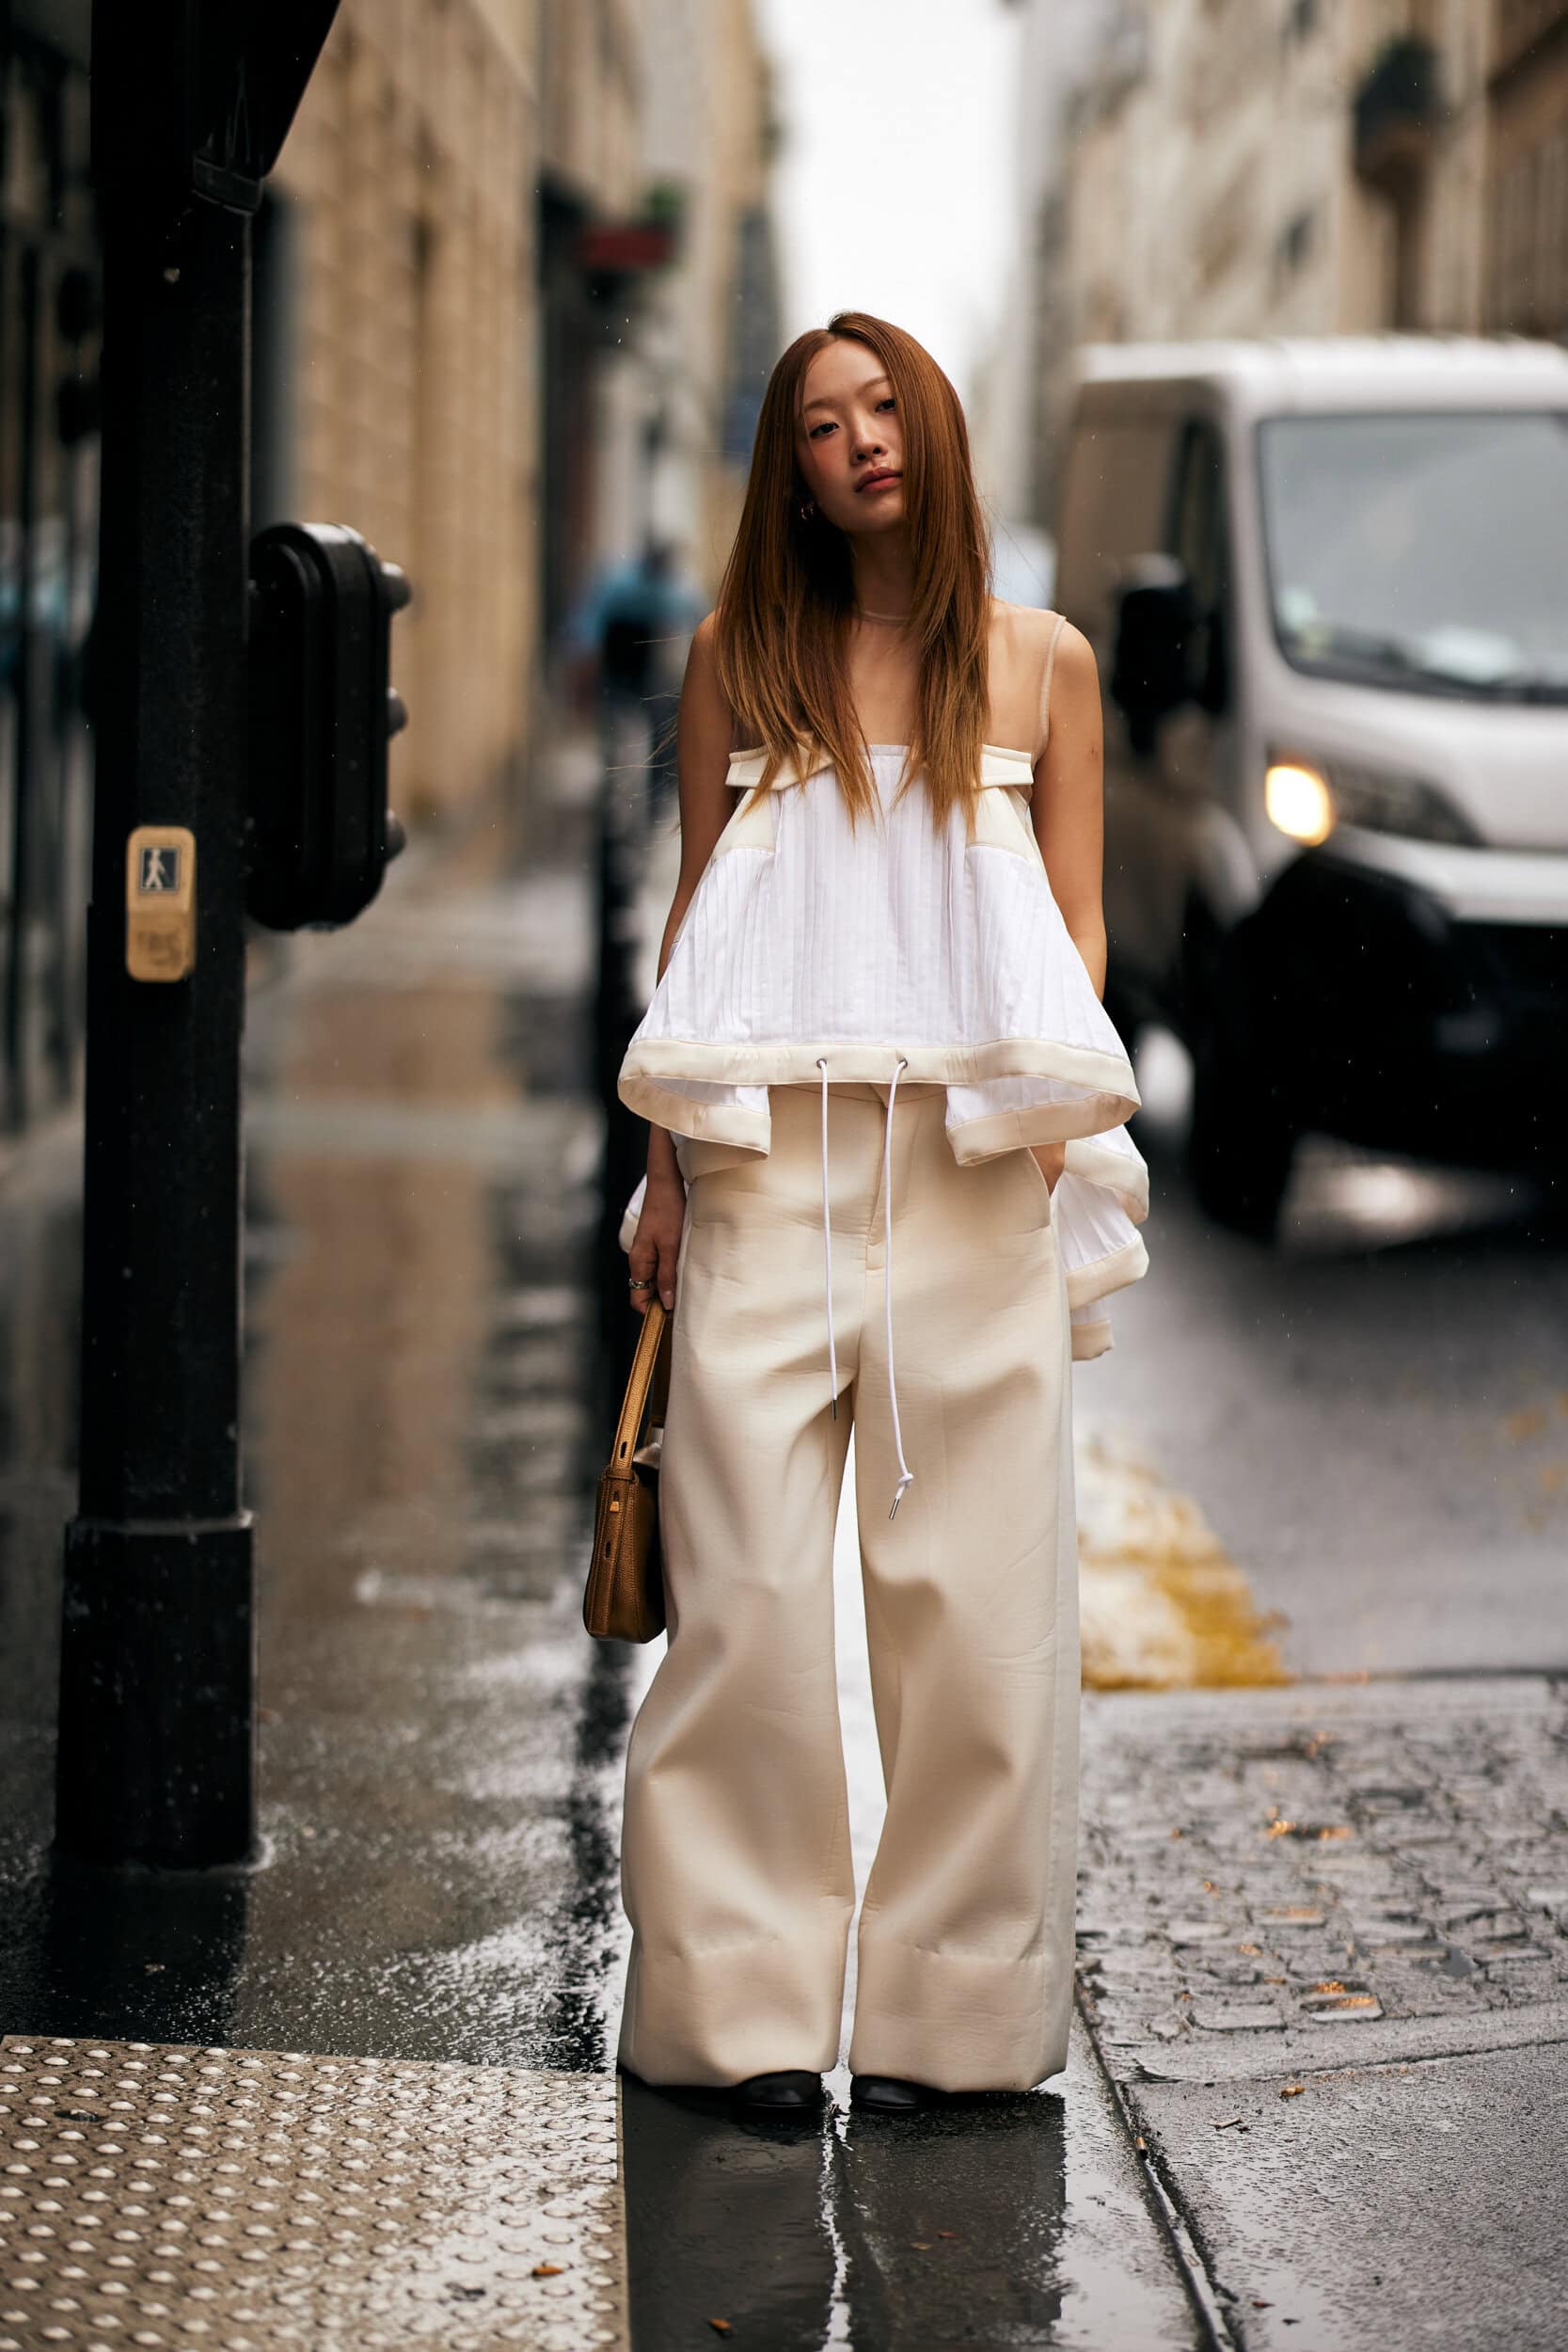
[888,1470,914,1521]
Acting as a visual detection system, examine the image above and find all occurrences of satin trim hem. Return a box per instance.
[621,1035,1139,1123]
[1066,1231,1149,1312]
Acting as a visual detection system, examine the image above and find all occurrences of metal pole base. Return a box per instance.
[55,1514,257,1869]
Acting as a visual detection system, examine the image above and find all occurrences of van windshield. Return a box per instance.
[1257,410,1568,702]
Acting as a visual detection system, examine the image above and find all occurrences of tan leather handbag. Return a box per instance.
[584,1298,673,1642]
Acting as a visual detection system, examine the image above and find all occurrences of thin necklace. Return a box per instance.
[857,606,911,624]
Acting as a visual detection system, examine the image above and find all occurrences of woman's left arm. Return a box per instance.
[1029,620,1107,1193]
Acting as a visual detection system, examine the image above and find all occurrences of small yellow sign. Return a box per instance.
[125,824,197,981]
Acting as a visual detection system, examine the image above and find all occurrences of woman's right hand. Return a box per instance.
[628,1173,685,1313]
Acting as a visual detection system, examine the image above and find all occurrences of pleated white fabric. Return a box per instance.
[619,736,1150,1355]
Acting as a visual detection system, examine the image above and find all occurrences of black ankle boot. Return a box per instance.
[730,2070,825,2112]
[850,2074,929,2112]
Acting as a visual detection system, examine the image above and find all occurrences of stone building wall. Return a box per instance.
[276,2,541,823]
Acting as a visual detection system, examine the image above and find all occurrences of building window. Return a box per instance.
[721,205,781,463]
[1276,207,1315,275]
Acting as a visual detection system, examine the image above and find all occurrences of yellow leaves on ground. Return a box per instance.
[1075,1427,1291,1689]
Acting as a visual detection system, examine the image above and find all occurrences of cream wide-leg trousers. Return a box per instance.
[616,1077,1080,2094]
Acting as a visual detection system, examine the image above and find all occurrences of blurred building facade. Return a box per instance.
[999,0,1568,525]
[0,0,779,1141]
[0,1,96,1140]
[269,2,542,832]
[275,0,779,826]
[556,0,782,685]
[1488,2,1568,336]
[633,0,782,586]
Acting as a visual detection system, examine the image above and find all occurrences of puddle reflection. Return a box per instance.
[622,2075,1068,2347]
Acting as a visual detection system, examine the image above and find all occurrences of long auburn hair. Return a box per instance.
[713,310,993,838]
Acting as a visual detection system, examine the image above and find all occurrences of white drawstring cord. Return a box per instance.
[816,1057,838,1419]
[883,1057,914,1519]
[816,1053,914,1518]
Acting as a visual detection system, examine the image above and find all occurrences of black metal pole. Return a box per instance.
[55,174,256,1868]
[592,713,657,1450]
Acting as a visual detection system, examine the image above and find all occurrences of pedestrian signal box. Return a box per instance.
[125,824,197,981]
[245,522,410,931]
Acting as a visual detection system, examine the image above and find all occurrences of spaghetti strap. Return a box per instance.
[1036,610,1068,761]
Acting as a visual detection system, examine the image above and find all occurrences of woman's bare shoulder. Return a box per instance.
[990,599,1096,678]
[689,607,721,660]
[988,595,1063,642]
[684,607,728,688]
[989,596,1062,679]
[680,609,745,756]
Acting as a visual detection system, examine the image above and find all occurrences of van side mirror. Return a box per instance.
[1109,556,1201,754]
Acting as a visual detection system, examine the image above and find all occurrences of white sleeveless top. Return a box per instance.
[618,612,1150,1365]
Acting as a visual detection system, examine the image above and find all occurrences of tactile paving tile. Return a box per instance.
[0,2036,626,2351]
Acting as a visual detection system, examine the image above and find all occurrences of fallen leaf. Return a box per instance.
[911,2241,932,2250]
[1280,2083,1306,2099]
[937,2230,958,2239]
[708,2323,733,2338]
[1253,2298,1273,2309]
[1213,2115,1245,2130]
[1134,2134,1148,2152]
[531,2264,564,2279]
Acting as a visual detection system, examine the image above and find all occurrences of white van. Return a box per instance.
[1053,336,1568,1233]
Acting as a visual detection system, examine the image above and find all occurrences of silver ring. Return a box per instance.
[628,1276,654,1291]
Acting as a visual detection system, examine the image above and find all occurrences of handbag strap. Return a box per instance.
[649,1307,673,1426]
[611,1300,673,1470]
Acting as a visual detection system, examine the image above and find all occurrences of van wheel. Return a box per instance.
[1186,1011,1296,1240]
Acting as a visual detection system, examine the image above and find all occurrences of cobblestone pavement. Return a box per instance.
[1077,1676,1568,2084]
[0,2037,625,2352]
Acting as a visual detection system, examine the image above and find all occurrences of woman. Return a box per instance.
[614,311,1149,2115]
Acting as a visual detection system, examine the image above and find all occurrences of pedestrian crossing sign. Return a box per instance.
[125,823,197,981]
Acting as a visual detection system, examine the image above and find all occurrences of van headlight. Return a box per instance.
[1266,755,1482,848]
[1265,760,1335,844]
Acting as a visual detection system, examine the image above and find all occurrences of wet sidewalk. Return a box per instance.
[1076,1674,1568,2348]
[0,731,637,2347]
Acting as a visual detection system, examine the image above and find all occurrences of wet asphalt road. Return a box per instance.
[1,725,1565,2343]
[1084,1028,1568,1682]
